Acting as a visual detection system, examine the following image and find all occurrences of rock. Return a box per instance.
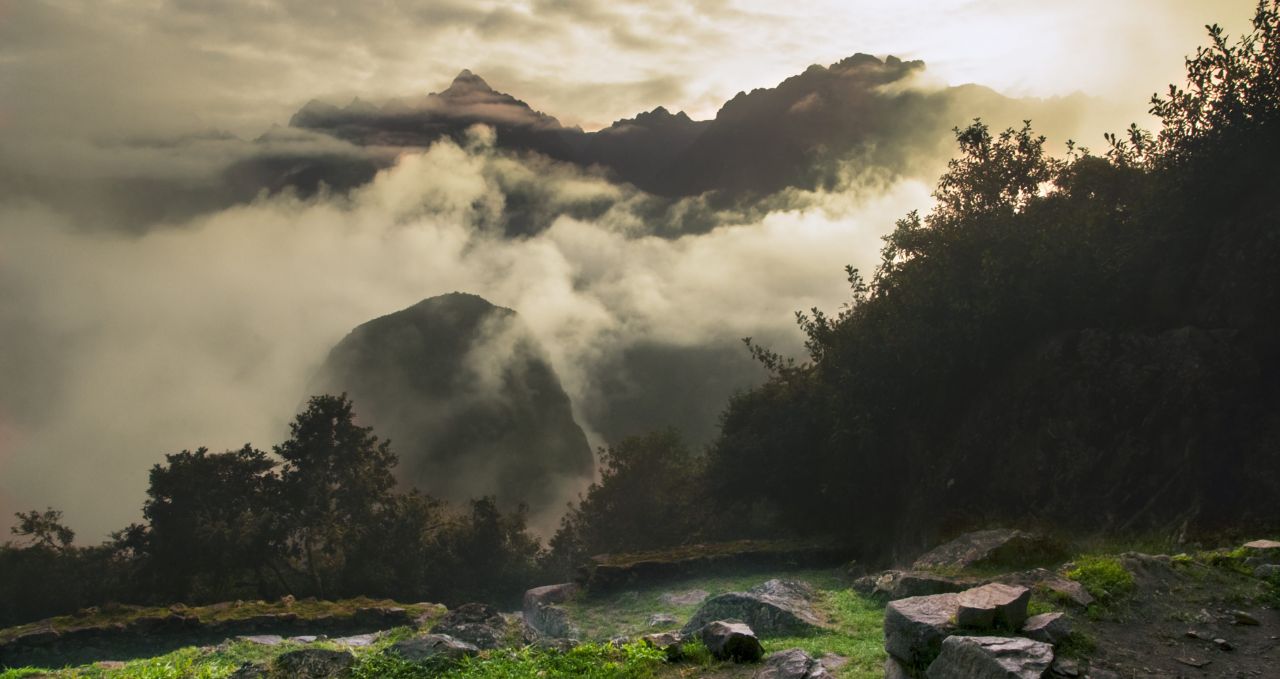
[868,570,974,600]
[353,606,411,627]
[661,589,709,606]
[523,583,580,639]
[925,636,1054,679]
[229,662,268,679]
[1042,578,1094,609]
[752,579,816,600]
[239,635,284,646]
[331,633,380,648]
[914,529,1063,571]
[955,583,1031,630]
[12,626,60,646]
[1213,637,1233,651]
[883,593,959,666]
[430,603,506,649]
[1254,564,1280,579]
[271,648,356,678]
[753,648,832,678]
[884,656,912,679]
[681,580,824,636]
[387,634,480,663]
[1021,612,1071,645]
[700,620,764,662]
[640,631,684,660]
[1050,657,1080,676]
[646,613,678,628]
[1242,539,1280,557]
[1231,610,1260,626]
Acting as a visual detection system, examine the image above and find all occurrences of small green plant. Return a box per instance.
[1067,556,1135,604]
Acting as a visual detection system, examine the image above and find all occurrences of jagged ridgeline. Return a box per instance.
[286,56,1091,204]
[309,293,593,518]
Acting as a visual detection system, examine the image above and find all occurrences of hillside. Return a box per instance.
[310,293,594,521]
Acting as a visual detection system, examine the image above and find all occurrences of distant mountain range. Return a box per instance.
[287,55,1094,200]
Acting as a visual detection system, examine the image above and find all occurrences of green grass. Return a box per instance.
[763,589,885,679]
[1067,556,1134,606]
[5,569,887,679]
[563,568,845,640]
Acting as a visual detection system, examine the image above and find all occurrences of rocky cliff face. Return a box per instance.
[310,293,594,520]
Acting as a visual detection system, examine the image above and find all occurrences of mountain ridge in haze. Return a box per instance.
[309,292,595,525]
[287,54,1094,200]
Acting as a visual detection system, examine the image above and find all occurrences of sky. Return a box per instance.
[0,0,1262,541]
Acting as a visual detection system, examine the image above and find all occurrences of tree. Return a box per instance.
[276,393,398,596]
[140,445,282,599]
[10,507,75,550]
[550,429,703,572]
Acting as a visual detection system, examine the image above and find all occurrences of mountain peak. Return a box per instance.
[444,69,495,96]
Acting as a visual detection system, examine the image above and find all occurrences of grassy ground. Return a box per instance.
[1,568,889,679]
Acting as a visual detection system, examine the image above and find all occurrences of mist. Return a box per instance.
[0,125,936,540]
[1,0,1267,542]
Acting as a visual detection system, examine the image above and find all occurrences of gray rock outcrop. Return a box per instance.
[883,593,959,667]
[955,583,1031,630]
[522,583,580,639]
[699,620,764,662]
[270,648,356,678]
[681,579,824,636]
[914,530,1063,571]
[387,633,480,663]
[429,603,507,649]
[925,636,1053,679]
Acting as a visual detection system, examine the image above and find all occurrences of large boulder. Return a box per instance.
[681,579,824,636]
[753,648,832,679]
[387,633,480,663]
[913,530,1063,571]
[700,620,764,662]
[430,603,507,649]
[955,583,1031,630]
[925,636,1053,679]
[883,593,959,666]
[523,583,580,639]
[270,649,355,679]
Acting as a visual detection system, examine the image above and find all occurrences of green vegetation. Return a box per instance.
[1067,556,1135,605]
[764,589,886,679]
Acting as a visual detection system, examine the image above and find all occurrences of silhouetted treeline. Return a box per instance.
[1,395,545,627]
[695,2,1280,556]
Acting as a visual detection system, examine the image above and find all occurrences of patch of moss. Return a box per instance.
[1067,556,1134,605]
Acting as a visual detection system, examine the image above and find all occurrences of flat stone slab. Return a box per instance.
[926,636,1054,679]
[884,593,960,666]
[1021,612,1071,645]
[955,583,1031,630]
